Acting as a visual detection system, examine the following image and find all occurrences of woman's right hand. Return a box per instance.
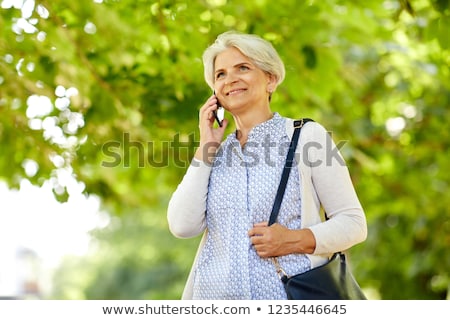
[194,94,228,164]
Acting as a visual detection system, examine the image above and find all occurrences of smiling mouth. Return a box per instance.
[226,88,246,96]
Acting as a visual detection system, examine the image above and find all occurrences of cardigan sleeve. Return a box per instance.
[304,123,367,254]
[167,158,211,238]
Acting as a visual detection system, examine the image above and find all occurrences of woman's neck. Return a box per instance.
[233,109,274,146]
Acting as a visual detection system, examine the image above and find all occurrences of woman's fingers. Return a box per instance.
[199,98,220,127]
[193,95,227,163]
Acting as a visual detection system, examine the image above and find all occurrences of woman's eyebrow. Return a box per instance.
[214,61,252,74]
[214,68,225,75]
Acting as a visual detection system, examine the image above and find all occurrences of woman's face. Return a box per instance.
[213,47,275,114]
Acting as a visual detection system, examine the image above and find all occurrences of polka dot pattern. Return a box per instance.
[192,113,310,299]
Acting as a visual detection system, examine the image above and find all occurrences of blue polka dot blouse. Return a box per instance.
[191,113,311,299]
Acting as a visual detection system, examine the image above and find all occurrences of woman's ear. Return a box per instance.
[267,73,278,93]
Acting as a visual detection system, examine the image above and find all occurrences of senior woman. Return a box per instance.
[167,31,367,299]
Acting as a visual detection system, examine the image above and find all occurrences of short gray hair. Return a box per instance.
[202,31,286,90]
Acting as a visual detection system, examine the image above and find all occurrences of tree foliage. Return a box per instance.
[1,0,449,299]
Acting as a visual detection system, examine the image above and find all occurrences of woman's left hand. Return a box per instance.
[248,222,316,258]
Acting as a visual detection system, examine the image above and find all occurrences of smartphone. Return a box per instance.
[213,91,224,127]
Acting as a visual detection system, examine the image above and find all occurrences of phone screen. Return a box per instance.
[213,91,224,127]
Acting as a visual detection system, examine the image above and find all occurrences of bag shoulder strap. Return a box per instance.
[268,118,314,226]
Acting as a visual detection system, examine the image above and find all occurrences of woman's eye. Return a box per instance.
[216,72,225,79]
[239,65,249,71]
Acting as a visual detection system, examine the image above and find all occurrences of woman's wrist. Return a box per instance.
[287,228,316,254]
[194,142,220,164]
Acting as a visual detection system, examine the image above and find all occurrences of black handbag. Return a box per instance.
[269,118,367,300]
[278,252,367,300]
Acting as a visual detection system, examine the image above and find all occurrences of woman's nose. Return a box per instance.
[224,72,239,85]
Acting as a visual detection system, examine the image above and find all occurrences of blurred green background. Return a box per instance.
[0,0,449,299]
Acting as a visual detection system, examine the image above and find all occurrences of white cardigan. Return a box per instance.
[167,118,367,299]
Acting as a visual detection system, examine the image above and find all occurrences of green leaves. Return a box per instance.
[1,0,449,299]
